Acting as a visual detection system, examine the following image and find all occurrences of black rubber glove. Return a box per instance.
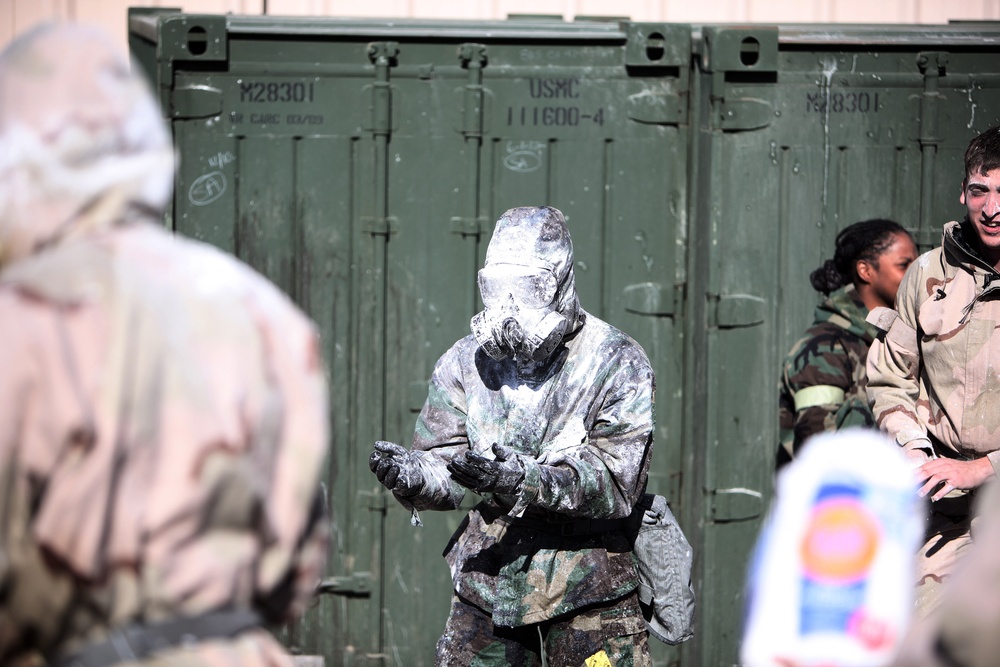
[447,443,525,495]
[369,440,424,498]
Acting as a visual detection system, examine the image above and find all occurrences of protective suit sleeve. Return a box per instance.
[865,264,932,462]
[526,347,655,520]
[407,346,472,511]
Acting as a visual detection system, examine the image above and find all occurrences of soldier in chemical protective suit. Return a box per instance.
[0,24,330,667]
[370,206,656,666]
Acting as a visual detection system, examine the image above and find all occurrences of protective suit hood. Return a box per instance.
[0,23,174,269]
[484,206,583,332]
[471,206,583,362]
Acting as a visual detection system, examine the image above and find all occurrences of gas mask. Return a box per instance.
[470,263,568,361]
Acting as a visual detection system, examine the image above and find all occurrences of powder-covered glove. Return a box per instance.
[447,443,525,496]
[369,440,425,498]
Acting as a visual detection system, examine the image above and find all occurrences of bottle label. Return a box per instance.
[799,481,880,635]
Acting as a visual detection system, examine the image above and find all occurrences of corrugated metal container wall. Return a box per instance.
[130,8,691,666]
[128,8,1000,666]
[686,23,1000,666]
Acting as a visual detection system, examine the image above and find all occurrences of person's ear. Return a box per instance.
[856,259,874,285]
[960,178,967,206]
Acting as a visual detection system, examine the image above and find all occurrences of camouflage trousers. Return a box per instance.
[913,491,976,620]
[435,590,651,667]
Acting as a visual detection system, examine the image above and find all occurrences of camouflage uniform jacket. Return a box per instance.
[779,284,877,458]
[404,310,655,628]
[867,220,1000,470]
[0,221,330,667]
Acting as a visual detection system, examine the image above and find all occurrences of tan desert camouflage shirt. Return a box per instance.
[0,24,330,667]
[0,221,330,667]
[867,220,1000,470]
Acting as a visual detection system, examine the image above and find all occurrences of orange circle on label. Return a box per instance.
[800,499,880,583]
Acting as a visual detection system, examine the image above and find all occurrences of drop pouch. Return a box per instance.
[629,493,696,645]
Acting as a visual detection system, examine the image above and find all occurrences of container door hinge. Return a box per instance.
[450,216,491,237]
[362,216,399,236]
[457,43,489,137]
[625,24,690,125]
[916,51,947,146]
[361,490,387,513]
[702,27,778,132]
[317,572,373,597]
[719,97,773,132]
[623,282,683,317]
[455,44,489,237]
[702,26,779,75]
[367,42,399,136]
[708,293,766,329]
[158,14,228,63]
[170,84,222,119]
[916,51,948,244]
[624,23,691,69]
[627,89,687,125]
[709,487,763,522]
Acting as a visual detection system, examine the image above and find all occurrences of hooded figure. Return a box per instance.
[0,24,329,667]
[370,206,656,666]
[470,206,582,363]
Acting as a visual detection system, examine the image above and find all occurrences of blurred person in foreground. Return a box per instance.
[0,23,329,667]
[866,125,1000,620]
[892,480,1000,667]
[743,429,923,667]
[777,219,917,468]
[370,206,663,666]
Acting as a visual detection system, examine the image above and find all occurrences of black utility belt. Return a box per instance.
[481,503,627,537]
[57,609,260,667]
[928,431,975,462]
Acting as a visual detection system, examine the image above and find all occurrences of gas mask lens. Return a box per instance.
[478,265,557,309]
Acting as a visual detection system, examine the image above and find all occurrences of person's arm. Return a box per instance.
[0,292,60,661]
[254,318,332,623]
[404,347,471,512]
[780,330,855,456]
[518,344,655,520]
[0,295,28,659]
[866,264,931,464]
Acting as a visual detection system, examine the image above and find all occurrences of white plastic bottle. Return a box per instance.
[741,428,924,667]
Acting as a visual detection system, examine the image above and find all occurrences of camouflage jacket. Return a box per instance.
[867,220,1000,470]
[779,285,877,459]
[404,310,655,627]
[0,222,330,666]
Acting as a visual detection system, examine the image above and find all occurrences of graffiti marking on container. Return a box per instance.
[503,140,546,173]
[208,151,236,168]
[189,171,227,206]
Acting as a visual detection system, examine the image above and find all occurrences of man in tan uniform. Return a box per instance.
[867,126,1000,619]
[0,23,330,667]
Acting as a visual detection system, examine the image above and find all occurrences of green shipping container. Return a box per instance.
[128,9,1000,666]
[688,22,1000,666]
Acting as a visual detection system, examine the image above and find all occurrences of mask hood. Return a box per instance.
[471,206,583,362]
[0,23,175,268]
[483,206,582,331]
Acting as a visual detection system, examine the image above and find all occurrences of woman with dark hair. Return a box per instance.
[777,219,918,467]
